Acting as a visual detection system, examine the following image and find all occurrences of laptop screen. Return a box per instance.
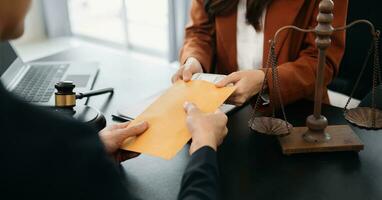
[0,42,18,76]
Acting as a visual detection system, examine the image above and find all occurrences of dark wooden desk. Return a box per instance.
[221,101,382,200]
[39,45,382,200]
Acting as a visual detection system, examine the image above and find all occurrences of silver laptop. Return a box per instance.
[0,42,99,106]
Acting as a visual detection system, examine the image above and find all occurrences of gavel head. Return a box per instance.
[55,81,76,108]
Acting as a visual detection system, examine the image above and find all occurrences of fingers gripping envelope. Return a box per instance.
[121,80,235,160]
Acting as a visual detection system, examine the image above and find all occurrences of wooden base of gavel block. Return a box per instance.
[278,125,364,155]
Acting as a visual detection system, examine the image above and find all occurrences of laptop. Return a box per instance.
[0,42,99,106]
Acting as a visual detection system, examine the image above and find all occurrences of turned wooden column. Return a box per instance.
[303,0,334,143]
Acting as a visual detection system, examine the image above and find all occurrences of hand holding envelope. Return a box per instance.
[121,80,235,160]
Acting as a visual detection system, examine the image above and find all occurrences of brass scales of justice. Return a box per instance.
[248,0,381,155]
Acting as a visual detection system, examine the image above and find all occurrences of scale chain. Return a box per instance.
[249,39,291,134]
[249,41,274,124]
[271,42,291,133]
[343,39,375,111]
[371,31,380,128]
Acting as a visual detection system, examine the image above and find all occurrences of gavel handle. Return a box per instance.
[76,88,114,99]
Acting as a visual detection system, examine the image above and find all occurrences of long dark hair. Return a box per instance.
[204,0,273,31]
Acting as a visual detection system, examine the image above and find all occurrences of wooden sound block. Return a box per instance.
[278,125,364,155]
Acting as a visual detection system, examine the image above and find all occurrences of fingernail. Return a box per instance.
[184,101,190,108]
[138,121,147,126]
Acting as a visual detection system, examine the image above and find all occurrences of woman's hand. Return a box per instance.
[216,70,265,106]
[184,102,228,155]
[99,121,149,163]
[172,57,203,83]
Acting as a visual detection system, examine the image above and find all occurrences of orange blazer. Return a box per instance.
[180,0,348,105]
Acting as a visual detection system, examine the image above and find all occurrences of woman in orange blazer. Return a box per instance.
[172,0,348,107]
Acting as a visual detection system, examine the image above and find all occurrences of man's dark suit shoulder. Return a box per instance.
[0,86,129,200]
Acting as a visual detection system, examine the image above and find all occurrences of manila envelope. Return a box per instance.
[121,80,235,160]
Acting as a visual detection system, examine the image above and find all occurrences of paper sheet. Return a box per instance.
[121,80,235,160]
[118,91,163,119]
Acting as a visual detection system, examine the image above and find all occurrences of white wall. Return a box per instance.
[13,0,47,45]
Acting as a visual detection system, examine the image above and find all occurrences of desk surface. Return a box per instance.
[39,44,382,200]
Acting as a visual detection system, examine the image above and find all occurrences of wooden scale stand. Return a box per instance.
[249,0,381,155]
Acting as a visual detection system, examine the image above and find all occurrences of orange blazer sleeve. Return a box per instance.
[179,0,215,72]
[267,0,348,106]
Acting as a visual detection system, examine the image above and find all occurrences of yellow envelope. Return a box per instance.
[121,80,235,160]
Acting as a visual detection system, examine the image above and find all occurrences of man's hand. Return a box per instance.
[172,57,203,83]
[216,70,265,106]
[184,102,228,155]
[99,121,149,162]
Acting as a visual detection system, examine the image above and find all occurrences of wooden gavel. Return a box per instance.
[54,81,114,108]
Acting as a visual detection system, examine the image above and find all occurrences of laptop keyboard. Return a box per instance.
[13,64,69,103]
